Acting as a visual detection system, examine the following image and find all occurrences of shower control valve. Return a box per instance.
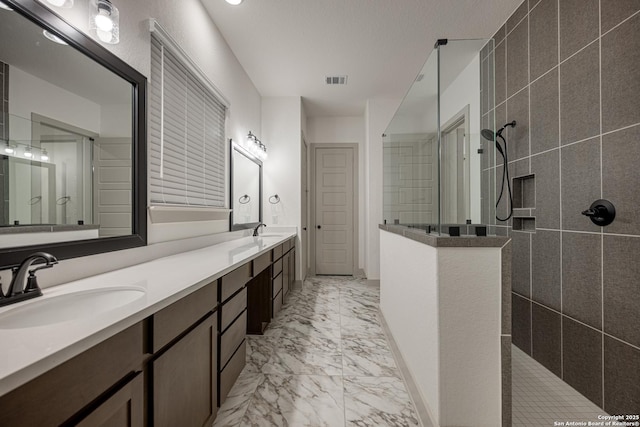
[581,199,616,226]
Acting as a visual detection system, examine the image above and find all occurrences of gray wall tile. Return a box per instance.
[506,18,529,98]
[562,232,602,329]
[512,293,531,354]
[529,0,559,81]
[532,303,562,376]
[601,14,640,133]
[495,102,507,166]
[502,241,513,335]
[562,317,603,407]
[559,0,599,60]
[531,230,560,310]
[531,149,560,229]
[603,235,640,348]
[601,0,640,34]
[511,231,531,297]
[604,336,640,414]
[506,88,529,161]
[560,42,600,144]
[602,125,640,236]
[495,41,507,107]
[496,165,509,224]
[530,67,559,155]
[507,0,529,33]
[493,24,506,47]
[561,137,601,232]
[501,335,512,427]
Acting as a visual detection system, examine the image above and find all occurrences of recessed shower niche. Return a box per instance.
[512,174,535,231]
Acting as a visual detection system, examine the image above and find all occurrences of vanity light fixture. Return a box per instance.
[42,30,68,45]
[89,0,119,44]
[3,141,13,154]
[23,146,33,158]
[225,0,243,5]
[40,149,49,161]
[0,1,13,11]
[246,131,267,161]
[42,0,73,8]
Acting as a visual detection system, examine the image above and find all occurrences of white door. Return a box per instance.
[315,147,354,275]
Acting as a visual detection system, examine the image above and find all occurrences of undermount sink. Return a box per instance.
[0,287,146,329]
[256,234,285,238]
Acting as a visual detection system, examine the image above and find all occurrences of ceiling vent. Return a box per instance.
[325,75,348,85]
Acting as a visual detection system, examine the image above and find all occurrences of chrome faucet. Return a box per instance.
[0,252,57,307]
[253,222,266,237]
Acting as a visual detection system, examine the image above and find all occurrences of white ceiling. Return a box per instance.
[201,0,522,118]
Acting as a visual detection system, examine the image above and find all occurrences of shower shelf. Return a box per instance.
[512,174,535,209]
[513,217,536,232]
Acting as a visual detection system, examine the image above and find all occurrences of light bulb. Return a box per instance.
[43,30,68,45]
[0,1,13,11]
[95,12,113,31]
[24,147,33,158]
[225,0,243,5]
[41,149,49,161]
[4,144,14,154]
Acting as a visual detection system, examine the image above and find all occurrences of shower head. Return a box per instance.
[481,120,517,142]
[481,129,496,141]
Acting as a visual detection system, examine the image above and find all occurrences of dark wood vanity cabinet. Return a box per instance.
[150,282,218,427]
[0,323,144,427]
[273,237,295,316]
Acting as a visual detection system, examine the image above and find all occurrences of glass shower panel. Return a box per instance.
[383,47,439,230]
[383,38,496,235]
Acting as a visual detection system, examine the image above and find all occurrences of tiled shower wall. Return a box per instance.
[480,0,640,414]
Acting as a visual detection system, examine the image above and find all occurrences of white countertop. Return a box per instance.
[0,231,295,397]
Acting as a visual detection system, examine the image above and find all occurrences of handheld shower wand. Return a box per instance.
[481,121,517,222]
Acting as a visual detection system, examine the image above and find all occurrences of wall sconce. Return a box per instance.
[23,146,33,158]
[246,131,267,161]
[40,149,49,161]
[90,0,119,44]
[3,141,14,154]
[42,0,74,8]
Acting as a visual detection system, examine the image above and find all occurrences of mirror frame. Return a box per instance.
[0,0,147,268]
[229,139,262,231]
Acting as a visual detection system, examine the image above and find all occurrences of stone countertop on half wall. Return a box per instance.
[379,224,510,248]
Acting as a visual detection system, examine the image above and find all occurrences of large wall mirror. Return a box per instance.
[229,140,262,231]
[0,0,146,267]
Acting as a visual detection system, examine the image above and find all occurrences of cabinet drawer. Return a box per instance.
[221,262,251,303]
[283,239,291,253]
[219,340,246,406]
[272,258,282,278]
[272,273,283,298]
[272,290,283,317]
[253,251,271,275]
[220,287,247,332]
[273,244,283,260]
[153,282,216,353]
[0,323,143,427]
[220,310,247,367]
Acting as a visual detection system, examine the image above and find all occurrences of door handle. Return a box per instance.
[317,225,321,229]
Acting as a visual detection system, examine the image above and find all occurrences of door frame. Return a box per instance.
[440,104,471,224]
[309,143,359,276]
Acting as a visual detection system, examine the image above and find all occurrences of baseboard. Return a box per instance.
[378,308,437,427]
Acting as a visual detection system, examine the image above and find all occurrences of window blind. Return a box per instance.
[149,35,227,207]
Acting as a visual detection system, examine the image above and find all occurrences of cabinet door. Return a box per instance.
[76,373,144,427]
[153,314,217,427]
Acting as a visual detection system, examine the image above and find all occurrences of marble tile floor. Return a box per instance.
[512,345,608,426]
[213,276,421,427]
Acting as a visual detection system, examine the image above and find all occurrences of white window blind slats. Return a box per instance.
[149,33,226,207]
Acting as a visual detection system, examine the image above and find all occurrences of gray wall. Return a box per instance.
[481,0,640,414]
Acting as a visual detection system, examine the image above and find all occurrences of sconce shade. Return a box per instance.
[90,0,119,44]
